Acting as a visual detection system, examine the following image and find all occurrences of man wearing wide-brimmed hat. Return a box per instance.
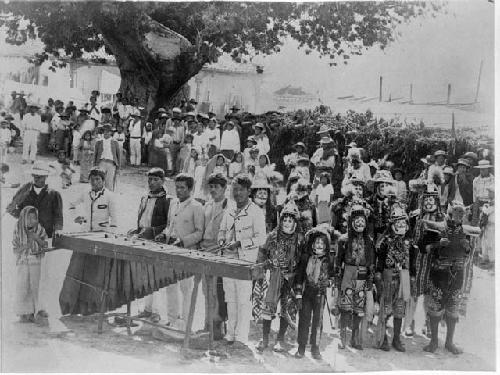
[427,150,446,186]
[7,160,64,324]
[283,141,309,173]
[94,124,120,191]
[21,103,42,164]
[471,159,494,225]
[252,122,270,155]
[448,159,473,206]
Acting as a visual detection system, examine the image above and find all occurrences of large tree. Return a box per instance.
[0,1,441,112]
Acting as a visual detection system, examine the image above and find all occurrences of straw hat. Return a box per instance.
[319,136,334,145]
[443,166,455,175]
[474,159,493,169]
[29,161,51,176]
[433,150,446,157]
[456,158,470,167]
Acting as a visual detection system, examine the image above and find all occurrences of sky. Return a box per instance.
[257,0,494,117]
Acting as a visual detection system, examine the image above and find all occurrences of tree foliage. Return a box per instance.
[0,2,443,108]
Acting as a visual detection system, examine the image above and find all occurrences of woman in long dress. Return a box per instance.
[79,131,95,183]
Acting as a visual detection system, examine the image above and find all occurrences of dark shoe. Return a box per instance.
[338,327,347,349]
[294,350,305,359]
[380,335,390,351]
[273,340,286,353]
[256,339,269,352]
[392,337,406,352]
[423,340,439,353]
[311,346,322,360]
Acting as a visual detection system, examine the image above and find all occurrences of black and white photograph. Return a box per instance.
[0,0,495,372]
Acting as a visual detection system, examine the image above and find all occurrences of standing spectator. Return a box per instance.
[218,174,266,345]
[243,136,258,164]
[51,106,66,153]
[0,119,12,160]
[71,124,82,165]
[427,150,446,185]
[21,104,42,164]
[449,158,474,206]
[192,121,208,155]
[79,131,95,183]
[128,109,144,166]
[440,166,455,212]
[314,172,334,224]
[113,124,127,168]
[393,167,408,203]
[170,114,185,174]
[472,159,494,225]
[177,133,193,173]
[205,118,221,157]
[155,174,205,330]
[88,96,101,126]
[79,108,95,135]
[253,123,270,155]
[229,152,245,179]
[220,121,240,161]
[94,125,120,191]
[142,122,153,165]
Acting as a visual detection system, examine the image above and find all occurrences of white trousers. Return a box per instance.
[98,160,117,191]
[15,257,42,316]
[223,278,252,343]
[22,130,38,162]
[130,138,142,165]
[165,276,194,329]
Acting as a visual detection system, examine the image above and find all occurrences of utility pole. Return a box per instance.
[409,83,413,104]
[475,60,483,103]
[379,76,383,102]
[447,84,452,105]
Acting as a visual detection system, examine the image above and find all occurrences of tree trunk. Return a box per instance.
[92,4,207,117]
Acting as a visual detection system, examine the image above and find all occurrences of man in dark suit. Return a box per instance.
[94,124,120,191]
[448,158,474,207]
[127,167,172,323]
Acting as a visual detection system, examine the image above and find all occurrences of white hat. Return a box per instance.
[29,161,51,176]
[474,159,493,169]
[172,107,182,114]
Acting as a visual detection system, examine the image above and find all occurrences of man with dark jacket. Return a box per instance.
[7,161,63,238]
[127,167,172,322]
[448,158,474,207]
[7,161,63,323]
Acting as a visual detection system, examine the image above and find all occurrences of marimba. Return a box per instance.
[54,231,265,353]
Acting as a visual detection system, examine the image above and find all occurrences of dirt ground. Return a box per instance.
[0,153,496,372]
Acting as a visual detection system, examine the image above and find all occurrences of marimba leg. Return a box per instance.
[97,292,106,334]
[182,273,202,350]
[126,301,132,335]
[206,275,214,351]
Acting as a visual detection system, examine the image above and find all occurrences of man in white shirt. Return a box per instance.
[21,104,42,164]
[128,109,143,166]
[253,123,270,155]
[427,150,446,186]
[79,109,95,134]
[205,118,221,156]
[88,96,101,125]
[220,121,241,160]
[218,174,266,345]
[94,125,120,191]
[155,174,205,330]
[192,122,208,155]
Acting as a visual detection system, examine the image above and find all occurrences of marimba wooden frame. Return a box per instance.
[54,234,264,356]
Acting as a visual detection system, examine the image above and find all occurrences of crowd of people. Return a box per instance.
[0,88,495,361]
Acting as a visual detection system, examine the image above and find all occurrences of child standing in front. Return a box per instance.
[71,123,82,165]
[314,172,334,224]
[13,206,48,323]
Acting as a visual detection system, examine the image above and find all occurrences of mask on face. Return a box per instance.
[353,185,363,198]
[392,219,408,236]
[254,189,268,207]
[423,196,437,213]
[313,236,327,256]
[352,216,366,233]
[281,215,296,234]
[377,182,388,197]
[450,206,465,223]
